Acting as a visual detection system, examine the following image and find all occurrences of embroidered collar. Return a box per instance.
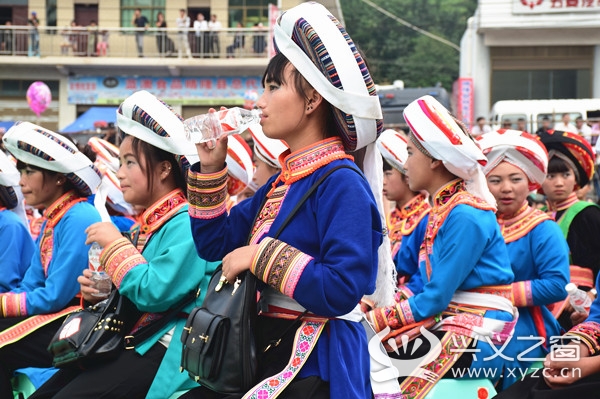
[497,201,550,243]
[432,179,465,209]
[276,137,353,186]
[497,201,529,222]
[139,189,187,235]
[44,191,85,228]
[548,192,579,213]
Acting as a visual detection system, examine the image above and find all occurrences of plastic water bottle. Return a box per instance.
[565,283,592,314]
[89,242,111,298]
[184,107,262,144]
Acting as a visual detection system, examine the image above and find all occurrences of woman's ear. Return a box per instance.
[305,89,323,113]
[159,161,172,180]
[430,159,443,170]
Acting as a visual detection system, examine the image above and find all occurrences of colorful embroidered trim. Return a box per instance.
[570,265,594,289]
[243,320,326,399]
[564,321,600,356]
[499,204,551,244]
[276,138,353,186]
[249,185,290,245]
[549,192,579,213]
[187,167,228,219]
[251,237,313,297]
[511,281,534,307]
[139,189,187,235]
[399,331,473,399]
[0,305,80,349]
[39,190,86,275]
[103,237,146,289]
[0,292,27,317]
[422,179,494,281]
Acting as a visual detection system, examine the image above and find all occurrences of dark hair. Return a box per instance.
[262,52,337,140]
[127,136,187,196]
[15,160,77,195]
[547,156,571,175]
[476,116,485,122]
[382,156,392,171]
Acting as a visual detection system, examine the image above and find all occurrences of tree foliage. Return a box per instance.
[343,0,477,89]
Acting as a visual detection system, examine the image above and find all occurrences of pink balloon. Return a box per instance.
[26,81,52,117]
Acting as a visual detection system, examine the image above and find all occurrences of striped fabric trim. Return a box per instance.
[0,292,27,317]
[570,265,594,289]
[511,280,534,307]
[187,167,229,219]
[102,237,146,289]
[500,205,551,244]
[564,321,600,356]
[0,306,81,349]
[251,237,313,297]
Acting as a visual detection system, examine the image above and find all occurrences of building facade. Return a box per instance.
[459,0,600,124]
[0,0,342,133]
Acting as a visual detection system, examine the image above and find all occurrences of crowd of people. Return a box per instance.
[2,2,600,399]
[0,9,269,58]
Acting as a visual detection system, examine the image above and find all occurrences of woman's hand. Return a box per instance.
[221,244,259,284]
[570,310,589,326]
[85,222,122,247]
[78,269,105,304]
[544,342,597,388]
[196,107,229,174]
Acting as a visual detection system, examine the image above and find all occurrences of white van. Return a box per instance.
[489,99,600,133]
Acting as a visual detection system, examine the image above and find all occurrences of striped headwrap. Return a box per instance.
[2,122,101,197]
[376,129,409,174]
[249,124,287,169]
[478,129,549,191]
[274,2,396,309]
[226,134,254,196]
[539,129,595,188]
[116,90,197,172]
[404,95,496,206]
[0,150,20,209]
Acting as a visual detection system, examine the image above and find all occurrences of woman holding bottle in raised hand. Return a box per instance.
[31,90,218,399]
[183,2,398,398]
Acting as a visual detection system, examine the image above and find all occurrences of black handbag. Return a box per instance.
[47,288,141,368]
[180,164,358,394]
[48,227,195,369]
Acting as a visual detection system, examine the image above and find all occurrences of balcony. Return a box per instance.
[0,26,270,77]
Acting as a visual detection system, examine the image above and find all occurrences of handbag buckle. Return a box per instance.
[199,334,209,343]
[124,335,135,350]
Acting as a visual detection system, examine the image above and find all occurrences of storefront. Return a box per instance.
[459,0,600,123]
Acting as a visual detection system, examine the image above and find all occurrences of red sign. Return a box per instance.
[454,77,474,129]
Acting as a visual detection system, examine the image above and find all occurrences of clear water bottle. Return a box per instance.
[88,242,111,298]
[565,283,592,314]
[184,107,262,144]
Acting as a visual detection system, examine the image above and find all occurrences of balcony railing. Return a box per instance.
[0,26,270,59]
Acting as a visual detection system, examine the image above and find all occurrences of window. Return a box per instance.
[229,0,276,27]
[46,0,57,27]
[121,0,165,27]
[0,80,59,98]
[492,69,591,104]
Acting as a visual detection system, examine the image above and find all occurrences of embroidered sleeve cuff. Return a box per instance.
[250,237,313,297]
[187,166,229,220]
[396,285,415,301]
[565,321,600,355]
[511,281,533,307]
[102,237,146,289]
[367,299,415,332]
[0,292,27,317]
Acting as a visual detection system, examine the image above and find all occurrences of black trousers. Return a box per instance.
[0,317,65,399]
[30,342,166,399]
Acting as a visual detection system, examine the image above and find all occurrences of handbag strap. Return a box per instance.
[124,289,197,350]
[122,208,197,349]
[271,164,362,239]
